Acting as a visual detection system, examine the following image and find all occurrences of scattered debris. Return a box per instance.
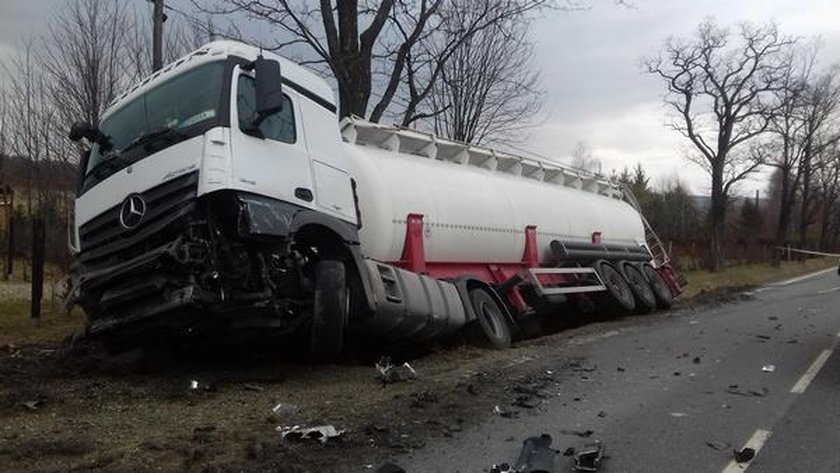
[560,429,594,438]
[376,462,406,473]
[271,402,298,414]
[514,434,556,473]
[570,361,597,373]
[725,385,769,397]
[692,356,702,364]
[768,316,778,320]
[410,390,438,408]
[489,463,515,473]
[19,400,43,411]
[616,366,625,372]
[673,372,681,376]
[596,411,607,418]
[573,441,605,471]
[669,412,688,418]
[513,395,542,409]
[563,447,576,456]
[376,357,417,384]
[785,338,799,344]
[689,320,700,325]
[277,425,345,443]
[733,447,756,463]
[705,440,730,451]
[761,364,776,373]
[755,335,771,341]
[494,405,519,418]
[243,383,264,392]
[188,380,216,392]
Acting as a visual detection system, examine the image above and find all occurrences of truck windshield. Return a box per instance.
[84,60,227,185]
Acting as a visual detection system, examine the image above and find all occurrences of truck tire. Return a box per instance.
[309,260,348,359]
[642,263,673,309]
[621,262,657,313]
[596,262,636,313]
[465,287,512,350]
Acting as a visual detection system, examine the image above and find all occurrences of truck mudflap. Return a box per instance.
[355,260,466,341]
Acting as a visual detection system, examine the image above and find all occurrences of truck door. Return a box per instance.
[230,66,315,210]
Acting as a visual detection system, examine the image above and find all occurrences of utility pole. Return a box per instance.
[151,0,164,72]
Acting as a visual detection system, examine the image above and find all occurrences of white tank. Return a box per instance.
[341,119,646,265]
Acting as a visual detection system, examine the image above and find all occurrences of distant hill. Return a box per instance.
[0,154,76,193]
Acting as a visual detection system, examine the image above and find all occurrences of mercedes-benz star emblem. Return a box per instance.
[119,194,146,229]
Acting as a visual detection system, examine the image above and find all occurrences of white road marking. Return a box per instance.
[818,286,840,294]
[791,349,833,394]
[721,429,772,473]
[771,268,835,287]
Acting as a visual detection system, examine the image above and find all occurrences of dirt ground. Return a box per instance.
[0,259,835,473]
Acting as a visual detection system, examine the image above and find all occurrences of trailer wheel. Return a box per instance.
[642,264,673,309]
[621,263,657,313]
[309,260,348,359]
[465,288,512,350]
[596,262,636,313]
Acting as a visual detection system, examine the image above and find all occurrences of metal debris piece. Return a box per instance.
[669,412,688,418]
[376,356,417,384]
[514,434,556,473]
[243,383,264,392]
[733,447,756,463]
[573,441,605,471]
[705,440,730,451]
[277,425,344,443]
[761,364,776,373]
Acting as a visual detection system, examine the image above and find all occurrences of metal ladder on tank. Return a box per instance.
[621,185,670,268]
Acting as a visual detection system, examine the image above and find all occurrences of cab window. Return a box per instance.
[237,75,296,143]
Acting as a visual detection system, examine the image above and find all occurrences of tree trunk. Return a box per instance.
[771,166,793,266]
[709,166,726,271]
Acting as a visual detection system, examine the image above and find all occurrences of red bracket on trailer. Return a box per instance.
[522,225,538,268]
[400,213,427,274]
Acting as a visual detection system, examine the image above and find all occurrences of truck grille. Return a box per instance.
[79,172,199,268]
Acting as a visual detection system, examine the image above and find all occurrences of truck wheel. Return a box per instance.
[642,264,673,309]
[596,262,636,313]
[621,263,657,313]
[309,260,348,359]
[465,288,512,350]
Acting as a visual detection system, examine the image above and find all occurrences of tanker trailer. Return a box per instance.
[65,40,680,357]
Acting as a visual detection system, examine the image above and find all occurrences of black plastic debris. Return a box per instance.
[563,447,576,457]
[573,441,605,471]
[733,447,756,463]
[705,440,730,451]
[692,356,701,364]
[514,434,556,473]
[560,429,594,438]
[513,395,542,409]
[376,462,406,473]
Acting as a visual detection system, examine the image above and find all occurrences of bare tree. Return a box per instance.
[764,45,813,262]
[193,0,562,121]
[644,20,794,270]
[793,71,840,247]
[424,4,544,144]
[814,141,840,250]
[569,141,602,175]
[41,0,130,129]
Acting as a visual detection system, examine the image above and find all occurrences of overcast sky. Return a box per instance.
[2,0,839,196]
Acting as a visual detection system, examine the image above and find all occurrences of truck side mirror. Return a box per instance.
[253,56,283,126]
[69,121,112,150]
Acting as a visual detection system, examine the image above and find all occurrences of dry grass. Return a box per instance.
[679,257,838,299]
[0,300,84,346]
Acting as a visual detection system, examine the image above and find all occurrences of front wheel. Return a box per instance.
[309,260,348,359]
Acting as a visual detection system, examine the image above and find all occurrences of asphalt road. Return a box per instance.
[396,267,840,473]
